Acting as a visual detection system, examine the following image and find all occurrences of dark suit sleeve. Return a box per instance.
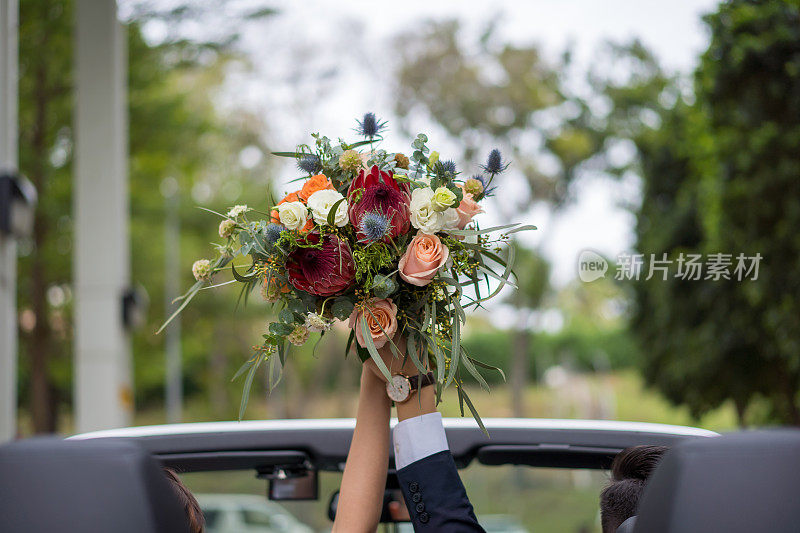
[396,450,485,533]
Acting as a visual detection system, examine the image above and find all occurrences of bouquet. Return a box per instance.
[160,113,535,430]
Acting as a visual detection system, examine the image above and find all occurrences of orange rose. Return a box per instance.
[348,298,398,349]
[299,174,334,201]
[398,233,450,286]
[456,185,484,229]
[271,191,302,223]
[299,219,314,233]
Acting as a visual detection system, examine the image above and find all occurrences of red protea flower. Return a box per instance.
[348,165,410,242]
[286,233,355,296]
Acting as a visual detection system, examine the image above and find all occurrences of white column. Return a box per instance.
[73,0,132,432]
[0,0,19,443]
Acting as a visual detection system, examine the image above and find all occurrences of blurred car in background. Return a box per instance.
[198,494,313,533]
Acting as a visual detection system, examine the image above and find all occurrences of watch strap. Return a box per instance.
[408,371,435,391]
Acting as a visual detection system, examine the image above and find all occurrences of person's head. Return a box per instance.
[600,445,668,533]
[163,468,205,533]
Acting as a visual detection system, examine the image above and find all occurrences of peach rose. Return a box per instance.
[456,185,484,229]
[398,233,450,286]
[299,174,334,201]
[348,298,398,349]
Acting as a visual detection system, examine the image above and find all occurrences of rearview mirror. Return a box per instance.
[328,489,411,523]
[265,467,318,501]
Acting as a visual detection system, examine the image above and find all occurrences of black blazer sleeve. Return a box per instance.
[396,450,485,533]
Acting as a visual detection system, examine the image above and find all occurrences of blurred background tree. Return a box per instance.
[604,0,800,426]
[17,0,276,433]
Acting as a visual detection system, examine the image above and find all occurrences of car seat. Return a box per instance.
[632,429,800,533]
[0,437,192,533]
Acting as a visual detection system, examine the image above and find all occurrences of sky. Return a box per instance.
[143,0,721,287]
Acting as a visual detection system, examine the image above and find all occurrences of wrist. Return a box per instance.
[396,383,436,421]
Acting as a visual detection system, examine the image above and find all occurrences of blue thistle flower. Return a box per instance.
[297,154,322,174]
[355,112,388,139]
[435,159,457,176]
[481,148,510,175]
[359,212,391,243]
[264,223,284,246]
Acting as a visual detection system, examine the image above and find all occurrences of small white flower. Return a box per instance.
[227,205,249,218]
[277,201,308,231]
[218,219,236,238]
[192,259,212,282]
[442,207,460,231]
[409,187,444,234]
[305,313,331,333]
[307,189,348,227]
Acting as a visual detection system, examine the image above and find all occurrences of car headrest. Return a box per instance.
[0,437,192,533]
[633,429,800,533]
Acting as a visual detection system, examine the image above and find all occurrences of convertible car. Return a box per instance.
[1,418,798,532]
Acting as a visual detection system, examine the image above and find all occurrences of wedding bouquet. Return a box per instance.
[160,113,535,429]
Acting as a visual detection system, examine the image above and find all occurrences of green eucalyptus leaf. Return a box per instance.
[326,197,347,227]
[279,308,296,324]
[269,322,294,336]
[360,317,392,381]
[331,297,355,321]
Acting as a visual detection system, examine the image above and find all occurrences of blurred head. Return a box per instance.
[163,468,205,533]
[600,445,668,533]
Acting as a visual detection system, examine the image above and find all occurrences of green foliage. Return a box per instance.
[17,0,277,427]
[617,0,800,425]
[461,324,639,384]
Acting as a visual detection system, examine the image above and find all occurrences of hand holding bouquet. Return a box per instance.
[161,113,535,430]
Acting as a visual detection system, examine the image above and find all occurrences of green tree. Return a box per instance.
[507,245,550,417]
[17,0,276,433]
[613,0,800,425]
[394,19,603,207]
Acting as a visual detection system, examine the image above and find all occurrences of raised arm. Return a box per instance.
[332,362,392,533]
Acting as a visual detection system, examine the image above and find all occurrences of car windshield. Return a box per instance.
[181,463,606,532]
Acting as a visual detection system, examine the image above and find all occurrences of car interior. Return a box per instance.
[1,425,799,532]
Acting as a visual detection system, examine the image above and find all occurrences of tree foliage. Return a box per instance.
[619,0,800,425]
[17,0,275,431]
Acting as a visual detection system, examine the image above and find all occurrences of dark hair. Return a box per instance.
[600,445,668,533]
[164,468,205,533]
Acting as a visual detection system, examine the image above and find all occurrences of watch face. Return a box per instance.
[386,375,411,402]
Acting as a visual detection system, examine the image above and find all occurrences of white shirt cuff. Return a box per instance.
[392,412,449,470]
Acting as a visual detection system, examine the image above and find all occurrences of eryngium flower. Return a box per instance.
[481,148,509,174]
[286,233,355,297]
[355,112,387,139]
[435,159,457,176]
[348,165,410,242]
[359,212,392,243]
[297,154,322,175]
[264,223,284,247]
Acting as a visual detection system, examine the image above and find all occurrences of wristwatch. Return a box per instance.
[386,372,435,403]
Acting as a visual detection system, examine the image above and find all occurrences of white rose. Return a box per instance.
[307,189,348,227]
[442,207,460,231]
[410,187,444,234]
[277,201,308,231]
